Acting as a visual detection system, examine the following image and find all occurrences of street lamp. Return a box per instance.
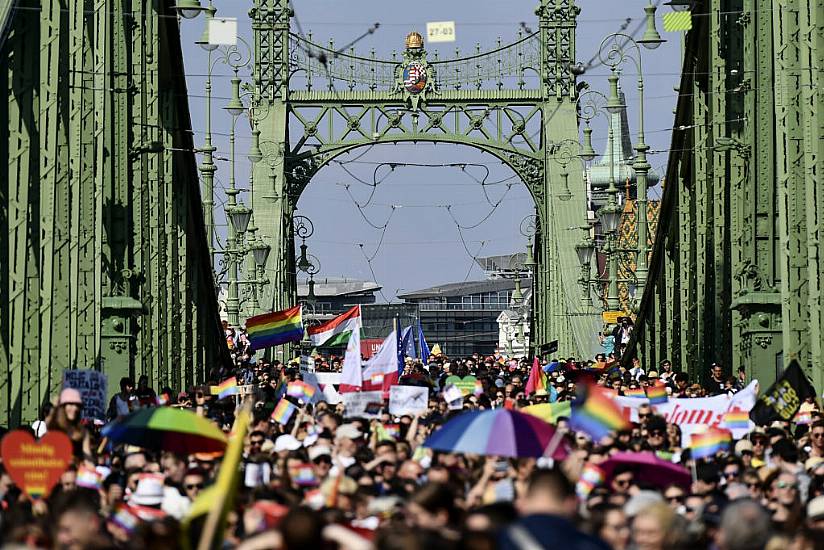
[173,0,207,19]
[598,27,662,299]
[664,0,692,11]
[638,2,665,49]
[194,5,219,51]
[577,88,622,311]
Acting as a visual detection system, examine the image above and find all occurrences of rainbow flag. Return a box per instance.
[624,387,647,398]
[217,376,239,400]
[473,380,484,396]
[723,409,751,430]
[76,465,103,490]
[690,428,732,460]
[271,399,297,425]
[245,305,304,350]
[795,410,814,425]
[287,381,316,401]
[525,357,548,395]
[570,383,631,440]
[156,393,170,406]
[383,423,401,440]
[645,382,669,405]
[110,504,140,535]
[293,464,318,487]
[576,463,605,499]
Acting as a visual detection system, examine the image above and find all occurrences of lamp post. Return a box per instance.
[597,8,664,299]
[577,87,622,311]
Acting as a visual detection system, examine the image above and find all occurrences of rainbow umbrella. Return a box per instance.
[423,409,570,459]
[102,407,227,455]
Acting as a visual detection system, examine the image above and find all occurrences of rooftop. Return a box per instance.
[297,277,381,298]
[398,278,531,300]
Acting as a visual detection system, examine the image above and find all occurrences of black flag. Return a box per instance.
[749,360,816,425]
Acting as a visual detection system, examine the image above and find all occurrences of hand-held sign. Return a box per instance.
[1,430,73,500]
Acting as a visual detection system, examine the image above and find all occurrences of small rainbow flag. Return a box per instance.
[383,423,401,440]
[690,428,732,460]
[271,399,297,425]
[624,387,647,398]
[723,409,751,430]
[217,376,239,400]
[76,465,103,490]
[287,381,316,401]
[795,410,814,425]
[245,305,304,351]
[570,383,631,440]
[110,504,140,535]
[293,464,318,487]
[645,382,669,405]
[575,463,605,499]
[473,380,484,396]
[156,393,170,406]
[370,373,385,386]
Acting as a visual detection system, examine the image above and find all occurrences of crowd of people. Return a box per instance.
[1,333,823,550]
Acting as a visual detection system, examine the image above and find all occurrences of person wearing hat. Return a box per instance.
[332,423,362,476]
[46,387,89,459]
[645,416,669,452]
[807,495,824,529]
[734,439,755,469]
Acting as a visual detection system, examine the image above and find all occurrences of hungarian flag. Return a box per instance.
[750,360,816,425]
[308,305,361,347]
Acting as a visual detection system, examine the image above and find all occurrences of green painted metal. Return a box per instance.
[0,0,230,426]
[626,0,824,388]
[249,0,599,359]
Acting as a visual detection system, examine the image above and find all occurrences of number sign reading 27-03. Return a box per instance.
[426,21,455,43]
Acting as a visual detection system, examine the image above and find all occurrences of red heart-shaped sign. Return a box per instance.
[1,430,73,499]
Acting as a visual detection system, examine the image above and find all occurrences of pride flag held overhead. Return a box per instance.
[245,305,304,350]
[216,377,238,400]
[624,388,647,398]
[271,399,297,425]
[570,383,631,441]
[645,382,668,405]
[525,357,547,395]
[690,428,732,460]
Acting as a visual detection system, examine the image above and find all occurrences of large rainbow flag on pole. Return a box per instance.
[245,305,304,350]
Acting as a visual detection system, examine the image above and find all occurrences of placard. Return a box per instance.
[442,384,463,404]
[426,21,456,43]
[1,430,72,500]
[342,391,384,418]
[208,17,237,46]
[62,369,108,421]
[388,386,428,416]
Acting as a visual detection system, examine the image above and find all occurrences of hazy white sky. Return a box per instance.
[179,0,681,301]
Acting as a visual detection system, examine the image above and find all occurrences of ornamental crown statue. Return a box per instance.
[405,31,423,49]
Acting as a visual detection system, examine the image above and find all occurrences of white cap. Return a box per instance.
[274,434,302,452]
[130,475,164,506]
[308,446,332,461]
[335,423,363,441]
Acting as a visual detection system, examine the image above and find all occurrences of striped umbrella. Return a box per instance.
[423,409,569,459]
[102,407,227,455]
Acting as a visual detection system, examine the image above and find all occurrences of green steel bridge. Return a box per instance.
[0,0,821,426]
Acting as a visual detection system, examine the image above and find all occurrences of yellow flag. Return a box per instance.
[431,343,442,356]
[181,402,252,550]
[663,11,692,32]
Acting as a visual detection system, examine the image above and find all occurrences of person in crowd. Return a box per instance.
[3,326,824,550]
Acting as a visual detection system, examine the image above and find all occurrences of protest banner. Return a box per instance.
[750,360,815,425]
[442,384,463,404]
[388,386,429,416]
[1,430,72,500]
[62,369,108,421]
[444,375,478,396]
[612,381,758,445]
[314,372,341,386]
[342,391,384,418]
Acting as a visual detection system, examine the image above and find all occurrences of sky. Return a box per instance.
[179,0,682,302]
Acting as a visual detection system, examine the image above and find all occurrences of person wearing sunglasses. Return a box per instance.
[182,467,207,501]
[611,464,636,495]
[662,484,686,511]
[809,421,824,458]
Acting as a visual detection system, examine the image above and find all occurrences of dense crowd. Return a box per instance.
[1,331,823,550]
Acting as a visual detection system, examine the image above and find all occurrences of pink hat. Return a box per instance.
[59,388,83,406]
